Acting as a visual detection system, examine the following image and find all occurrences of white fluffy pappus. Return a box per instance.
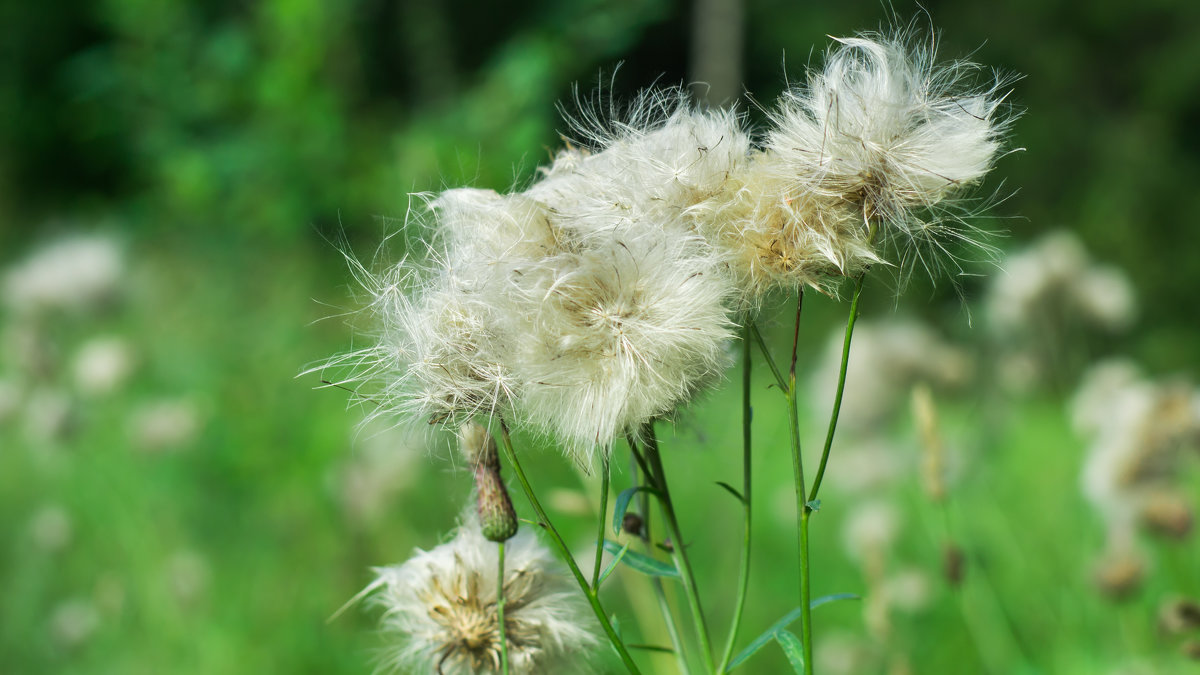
[361,514,599,674]
[527,89,752,244]
[505,231,736,459]
[698,152,880,305]
[318,250,520,427]
[767,30,1015,283]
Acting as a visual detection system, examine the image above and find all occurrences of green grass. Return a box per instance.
[1,232,1196,674]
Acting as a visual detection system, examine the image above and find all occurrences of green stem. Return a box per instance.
[718,325,755,673]
[807,273,865,504]
[641,423,717,674]
[629,439,692,675]
[781,292,814,675]
[497,540,509,675]
[592,456,610,589]
[495,422,643,675]
[749,324,788,392]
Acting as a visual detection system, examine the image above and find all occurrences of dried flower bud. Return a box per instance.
[942,543,966,587]
[912,383,946,502]
[1093,551,1145,600]
[459,423,517,542]
[621,512,645,539]
[1159,597,1200,635]
[1141,493,1194,539]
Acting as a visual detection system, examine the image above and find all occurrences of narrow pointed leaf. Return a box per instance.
[715,481,746,505]
[626,644,675,653]
[725,594,859,671]
[597,542,630,587]
[775,630,805,672]
[725,608,802,671]
[602,540,679,578]
[612,486,658,535]
[810,592,859,610]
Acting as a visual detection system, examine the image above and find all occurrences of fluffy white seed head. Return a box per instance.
[505,232,735,459]
[3,234,124,314]
[767,31,1013,283]
[987,231,1137,336]
[699,153,879,306]
[810,319,970,435]
[72,337,135,396]
[364,514,599,674]
[320,253,520,427]
[528,90,752,245]
[1075,361,1200,542]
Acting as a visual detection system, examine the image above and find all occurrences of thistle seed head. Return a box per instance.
[365,514,599,674]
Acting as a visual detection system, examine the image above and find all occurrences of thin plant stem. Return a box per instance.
[782,291,815,675]
[749,324,788,392]
[629,439,692,675]
[497,540,509,675]
[592,456,611,589]
[807,273,865,504]
[495,421,643,675]
[640,423,717,674]
[718,325,754,672]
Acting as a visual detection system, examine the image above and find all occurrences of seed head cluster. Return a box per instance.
[322,31,1013,460]
[364,514,598,674]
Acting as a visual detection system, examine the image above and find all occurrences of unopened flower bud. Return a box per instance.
[621,512,645,539]
[1141,493,1194,539]
[459,423,518,542]
[1093,550,1144,600]
[1159,597,1200,635]
[942,543,965,587]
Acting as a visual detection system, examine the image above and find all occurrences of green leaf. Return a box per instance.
[602,540,680,578]
[626,644,675,653]
[611,486,658,535]
[775,630,806,672]
[726,609,802,671]
[810,592,859,610]
[715,481,746,505]
[597,542,630,587]
[806,499,821,512]
[725,594,859,671]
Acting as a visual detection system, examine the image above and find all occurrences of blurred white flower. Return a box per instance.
[1075,360,1200,557]
[337,422,421,526]
[3,234,123,314]
[165,550,210,605]
[842,500,901,563]
[72,336,135,396]
[363,514,599,674]
[882,567,934,613]
[29,504,72,553]
[987,230,1136,336]
[130,399,201,452]
[815,631,878,675]
[810,319,970,434]
[24,388,73,442]
[820,438,910,494]
[50,598,100,649]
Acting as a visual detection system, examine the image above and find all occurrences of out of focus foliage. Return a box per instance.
[2,0,1199,358]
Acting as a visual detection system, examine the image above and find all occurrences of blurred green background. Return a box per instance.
[2,0,1199,673]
